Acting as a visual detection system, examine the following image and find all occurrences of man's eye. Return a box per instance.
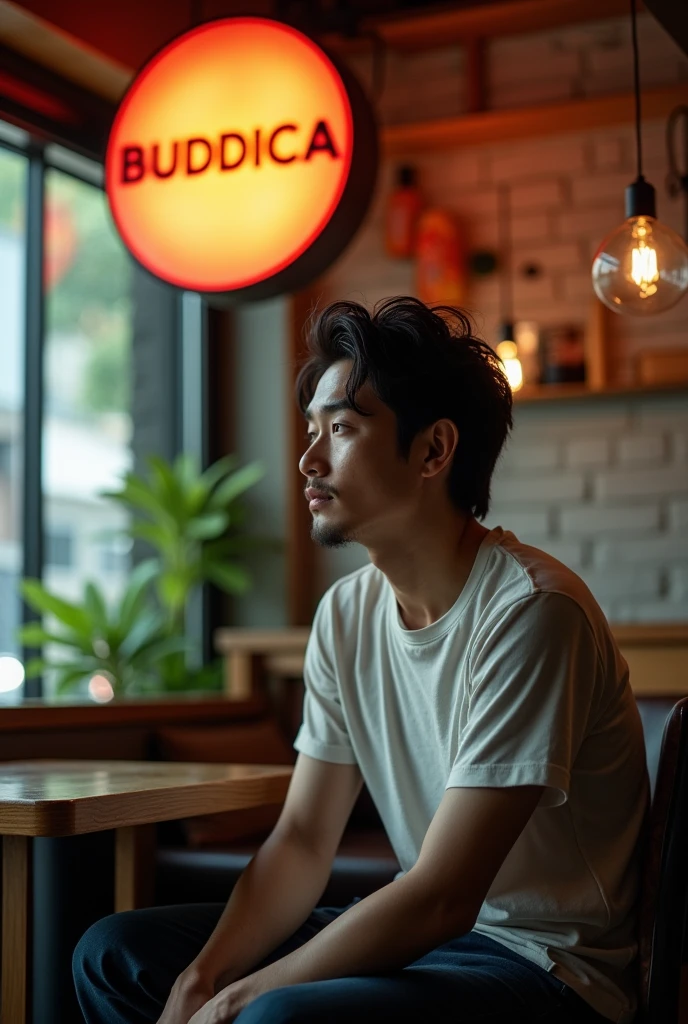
[304,424,347,443]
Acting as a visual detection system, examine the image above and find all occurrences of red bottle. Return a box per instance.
[385,165,422,259]
[415,208,467,306]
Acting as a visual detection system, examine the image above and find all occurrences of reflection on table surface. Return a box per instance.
[0,761,293,803]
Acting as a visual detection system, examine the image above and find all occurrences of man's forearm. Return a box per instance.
[238,869,473,997]
[189,828,334,988]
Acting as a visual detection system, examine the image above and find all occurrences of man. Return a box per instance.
[74,297,649,1024]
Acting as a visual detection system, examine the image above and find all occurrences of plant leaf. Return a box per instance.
[84,583,109,634]
[205,534,285,558]
[16,623,81,648]
[186,479,209,517]
[118,558,160,634]
[207,462,265,511]
[103,474,174,524]
[199,454,239,496]
[204,561,252,595]
[157,572,188,612]
[23,657,46,678]
[186,512,229,541]
[54,666,93,696]
[184,659,224,692]
[20,580,91,636]
[119,610,165,660]
[175,452,199,494]
[135,635,192,664]
[129,521,175,552]
[147,455,185,520]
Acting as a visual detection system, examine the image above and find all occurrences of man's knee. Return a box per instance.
[72,910,146,993]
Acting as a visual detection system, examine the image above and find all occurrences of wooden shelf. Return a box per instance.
[0,694,266,732]
[612,624,688,646]
[325,0,637,54]
[514,380,688,404]
[382,83,686,154]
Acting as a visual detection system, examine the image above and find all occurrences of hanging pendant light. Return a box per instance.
[496,323,524,392]
[496,185,523,391]
[591,0,688,315]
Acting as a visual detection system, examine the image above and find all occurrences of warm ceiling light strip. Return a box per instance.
[0,0,132,102]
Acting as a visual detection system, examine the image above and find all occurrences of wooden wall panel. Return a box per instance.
[286,289,320,627]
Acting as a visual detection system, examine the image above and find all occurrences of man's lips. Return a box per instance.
[306,491,334,508]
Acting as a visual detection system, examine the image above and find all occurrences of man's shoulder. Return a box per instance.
[484,531,599,613]
[477,531,615,654]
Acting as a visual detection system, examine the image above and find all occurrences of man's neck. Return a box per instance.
[373,517,490,631]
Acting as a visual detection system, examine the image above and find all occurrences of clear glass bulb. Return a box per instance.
[592,215,688,315]
[496,340,523,392]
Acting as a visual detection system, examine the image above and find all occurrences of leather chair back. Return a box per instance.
[637,696,688,1024]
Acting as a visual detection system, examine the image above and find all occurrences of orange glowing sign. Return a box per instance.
[105,17,377,299]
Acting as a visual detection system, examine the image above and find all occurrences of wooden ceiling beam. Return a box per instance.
[324,0,641,55]
[0,1,132,102]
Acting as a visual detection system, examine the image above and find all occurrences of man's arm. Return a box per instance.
[225,784,542,1005]
[157,753,362,1023]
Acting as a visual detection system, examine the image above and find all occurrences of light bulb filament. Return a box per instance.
[631,242,658,298]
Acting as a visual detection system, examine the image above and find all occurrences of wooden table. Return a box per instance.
[0,759,293,1024]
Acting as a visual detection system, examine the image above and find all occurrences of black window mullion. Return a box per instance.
[180,292,210,667]
[21,145,45,700]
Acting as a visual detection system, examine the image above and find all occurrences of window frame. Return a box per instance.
[1,125,203,701]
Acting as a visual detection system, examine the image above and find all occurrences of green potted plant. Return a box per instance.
[102,452,283,692]
[18,560,190,698]
[18,452,284,699]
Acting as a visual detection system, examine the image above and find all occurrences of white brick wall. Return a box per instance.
[566,438,610,468]
[483,396,688,622]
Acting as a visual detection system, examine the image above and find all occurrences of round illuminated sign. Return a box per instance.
[105,17,377,300]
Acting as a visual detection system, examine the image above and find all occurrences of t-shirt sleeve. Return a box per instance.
[293,595,358,765]
[446,591,601,808]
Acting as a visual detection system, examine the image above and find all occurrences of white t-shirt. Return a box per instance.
[293,526,650,1024]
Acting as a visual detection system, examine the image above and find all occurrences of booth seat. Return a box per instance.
[151,701,401,908]
[152,693,679,909]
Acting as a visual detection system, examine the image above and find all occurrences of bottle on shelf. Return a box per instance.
[539,323,587,384]
[385,165,423,259]
[415,208,467,306]
[584,298,610,390]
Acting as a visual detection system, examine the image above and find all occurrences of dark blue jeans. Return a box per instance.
[73,898,612,1024]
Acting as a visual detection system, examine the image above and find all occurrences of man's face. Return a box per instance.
[299,359,424,549]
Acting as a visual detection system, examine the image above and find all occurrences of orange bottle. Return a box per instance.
[385,165,422,259]
[415,208,467,306]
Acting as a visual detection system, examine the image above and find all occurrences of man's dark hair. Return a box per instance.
[294,296,513,520]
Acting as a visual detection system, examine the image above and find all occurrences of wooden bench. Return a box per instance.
[214,624,688,700]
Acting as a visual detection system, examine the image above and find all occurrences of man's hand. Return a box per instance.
[187,978,258,1024]
[156,967,217,1024]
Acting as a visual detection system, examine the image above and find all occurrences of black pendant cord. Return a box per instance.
[190,0,203,29]
[624,0,656,219]
[364,31,387,102]
[498,183,513,328]
[631,0,643,180]
[666,105,688,243]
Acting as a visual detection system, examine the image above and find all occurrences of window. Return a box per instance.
[99,535,132,574]
[45,528,74,569]
[0,142,26,705]
[0,118,198,705]
[42,162,134,700]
